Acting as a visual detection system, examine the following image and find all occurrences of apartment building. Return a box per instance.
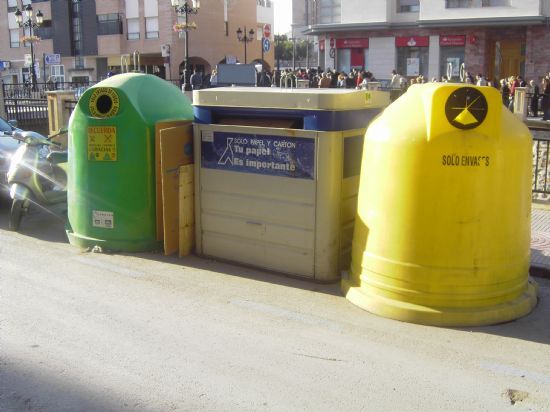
[0,0,274,84]
[298,0,549,82]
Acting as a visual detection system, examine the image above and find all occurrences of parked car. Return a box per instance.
[0,117,21,196]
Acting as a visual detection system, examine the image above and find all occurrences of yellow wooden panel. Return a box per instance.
[155,120,193,241]
[159,125,194,255]
[179,164,195,257]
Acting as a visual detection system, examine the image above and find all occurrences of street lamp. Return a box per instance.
[15,4,43,87]
[236,26,255,64]
[171,0,200,91]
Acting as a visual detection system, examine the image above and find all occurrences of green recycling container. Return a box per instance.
[67,73,193,251]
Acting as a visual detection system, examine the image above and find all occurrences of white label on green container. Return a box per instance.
[92,210,114,229]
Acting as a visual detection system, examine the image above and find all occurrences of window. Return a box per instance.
[7,0,17,13]
[127,18,140,40]
[145,17,158,39]
[71,0,83,57]
[482,0,510,5]
[10,29,19,48]
[35,20,53,40]
[318,0,341,24]
[72,75,90,85]
[74,56,85,69]
[50,64,65,83]
[397,0,419,12]
[98,13,123,35]
[256,0,272,7]
[446,0,509,7]
[446,0,472,7]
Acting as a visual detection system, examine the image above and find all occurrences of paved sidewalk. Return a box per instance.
[531,203,550,277]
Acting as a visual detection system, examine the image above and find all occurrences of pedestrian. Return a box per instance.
[46,76,55,91]
[508,75,520,111]
[476,73,488,86]
[389,69,402,102]
[542,77,550,121]
[337,72,347,88]
[259,70,271,87]
[529,79,540,117]
[500,78,510,107]
[318,72,331,88]
[210,68,218,87]
[190,69,202,90]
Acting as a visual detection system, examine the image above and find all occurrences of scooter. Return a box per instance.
[6,129,68,231]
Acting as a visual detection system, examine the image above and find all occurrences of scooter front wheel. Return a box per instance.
[9,199,25,231]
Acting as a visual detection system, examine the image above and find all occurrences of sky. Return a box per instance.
[273,0,292,34]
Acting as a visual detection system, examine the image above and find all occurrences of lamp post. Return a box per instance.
[15,4,43,87]
[236,26,255,64]
[171,0,200,92]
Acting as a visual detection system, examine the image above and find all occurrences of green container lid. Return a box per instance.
[67,73,193,252]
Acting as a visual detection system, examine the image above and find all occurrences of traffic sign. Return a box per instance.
[263,24,271,38]
[262,38,270,52]
[45,53,61,65]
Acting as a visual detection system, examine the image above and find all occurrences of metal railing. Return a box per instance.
[532,130,550,196]
[2,81,99,100]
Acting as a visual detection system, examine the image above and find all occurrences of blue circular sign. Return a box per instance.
[262,38,270,52]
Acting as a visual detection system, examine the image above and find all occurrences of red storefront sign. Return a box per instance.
[335,38,369,49]
[395,36,429,47]
[319,39,325,51]
[440,35,466,47]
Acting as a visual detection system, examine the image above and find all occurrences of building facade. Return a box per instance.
[300,0,550,82]
[0,0,274,84]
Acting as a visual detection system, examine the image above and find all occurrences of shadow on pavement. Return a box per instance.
[455,277,550,346]
[0,360,143,412]
[2,197,548,340]
[126,251,343,298]
[0,198,341,297]
[0,198,68,244]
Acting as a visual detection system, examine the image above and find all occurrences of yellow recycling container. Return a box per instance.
[342,83,538,326]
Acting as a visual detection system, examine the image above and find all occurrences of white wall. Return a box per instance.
[420,0,541,20]
[368,37,396,80]
[257,4,274,39]
[341,0,388,23]
[428,35,440,81]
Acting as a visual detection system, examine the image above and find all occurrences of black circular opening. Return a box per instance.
[96,94,113,114]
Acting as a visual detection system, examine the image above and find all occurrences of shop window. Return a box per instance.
[397,0,419,12]
[337,49,351,74]
[127,18,140,40]
[440,46,464,81]
[98,13,123,35]
[397,47,429,79]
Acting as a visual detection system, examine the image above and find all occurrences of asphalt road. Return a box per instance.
[1,199,550,411]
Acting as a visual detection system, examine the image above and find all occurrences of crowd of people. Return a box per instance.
[180,65,550,121]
